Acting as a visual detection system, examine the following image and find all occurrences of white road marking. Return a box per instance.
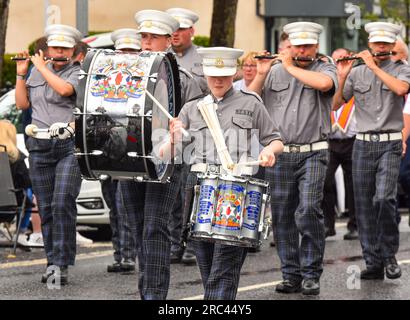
[0,250,113,270]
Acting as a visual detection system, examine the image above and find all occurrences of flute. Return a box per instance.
[335,51,396,62]
[254,54,315,62]
[11,56,71,62]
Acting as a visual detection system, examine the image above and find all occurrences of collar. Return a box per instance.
[211,87,235,103]
[172,44,194,57]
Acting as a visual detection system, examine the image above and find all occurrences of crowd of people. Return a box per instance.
[1,6,410,300]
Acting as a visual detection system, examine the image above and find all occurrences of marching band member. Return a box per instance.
[333,22,410,281]
[166,8,206,265]
[249,21,338,295]
[163,47,283,300]
[102,28,141,273]
[111,28,141,53]
[167,7,208,94]
[15,24,83,285]
[115,9,202,300]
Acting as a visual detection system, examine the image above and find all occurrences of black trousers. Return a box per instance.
[322,137,357,232]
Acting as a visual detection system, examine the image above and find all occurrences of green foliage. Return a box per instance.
[193,35,210,47]
[363,0,410,42]
[2,54,16,87]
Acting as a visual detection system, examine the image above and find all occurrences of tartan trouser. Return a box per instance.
[101,179,136,262]
[352,139,401,269]
[27,138,82,267]
[118,168,181,300]
[193,241,248,300]
[265,150,328,282]
[168,165,190,249]
[187,173,248,300]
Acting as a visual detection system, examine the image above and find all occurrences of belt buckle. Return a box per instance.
[208,164,219,174]
[289,145,300,153]
[370,133,380,142]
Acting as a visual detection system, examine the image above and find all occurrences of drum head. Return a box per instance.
[75,50,180,182]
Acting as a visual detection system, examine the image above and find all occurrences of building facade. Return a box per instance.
[6,0,381,57]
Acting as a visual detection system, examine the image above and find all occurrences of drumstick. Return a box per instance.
[25,124,49,137]
[197,100,234,170]
[235,156,268,167]
[144,89,189,138]
[204,104,234,169]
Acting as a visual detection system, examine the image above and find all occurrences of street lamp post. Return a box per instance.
[76,0,89,37]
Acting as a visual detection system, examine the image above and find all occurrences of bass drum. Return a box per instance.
[75,49,181,183]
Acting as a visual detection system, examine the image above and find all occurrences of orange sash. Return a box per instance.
[331,97,355,133]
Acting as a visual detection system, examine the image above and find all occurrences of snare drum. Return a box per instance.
[75,49,181,182]
[189,173,270,248]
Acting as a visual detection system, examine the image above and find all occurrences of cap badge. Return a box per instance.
[215,58,224,68]
[299,32,308,39]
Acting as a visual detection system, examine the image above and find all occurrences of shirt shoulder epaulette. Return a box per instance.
[240,89,263,103]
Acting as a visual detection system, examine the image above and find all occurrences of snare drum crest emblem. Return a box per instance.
[214,184,244,231]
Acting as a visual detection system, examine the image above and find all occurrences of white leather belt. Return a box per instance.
[356,132,402,142]
[283,141,328,153]
[191,163,254,176]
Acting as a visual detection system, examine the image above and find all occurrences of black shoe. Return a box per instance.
[302,278,320,296]
[248,246,261,253]
[170,247,184,264]
[384,257,402,279]
[270,240,276,247]
[325,228,336,238]
[343,230,359,240]
[275,280,302,294]
[360,267,384,280]
[181,250,196,265]
[121,259,136,272]
[107,261,122,273]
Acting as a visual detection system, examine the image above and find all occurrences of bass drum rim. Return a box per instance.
[143,52,181,183]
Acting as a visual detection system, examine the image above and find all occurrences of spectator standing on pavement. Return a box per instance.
[233,52,258,91]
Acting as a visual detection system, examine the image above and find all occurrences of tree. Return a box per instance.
[210,0,238,47]
[365,0,410,43]
[0,0,10,88]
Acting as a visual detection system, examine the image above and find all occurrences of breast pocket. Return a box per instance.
[27,79,46,102]
[190,121,209,158]
[268,81,289,108]
[353,83,371,106]
[230,116,253,154]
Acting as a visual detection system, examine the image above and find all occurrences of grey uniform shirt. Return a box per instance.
[26,62,80,129]
[262,60,338,144]
[343,60,410,133]
[179,67,203,108]
[170,45,209,94]
[179,87,281,164]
